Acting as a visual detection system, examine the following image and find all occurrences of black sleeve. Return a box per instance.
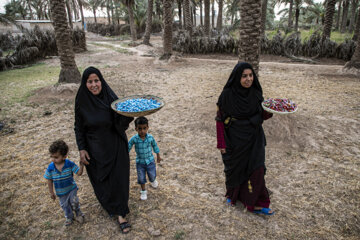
[74,104,87,151]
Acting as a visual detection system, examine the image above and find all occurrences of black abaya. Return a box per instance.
[74,67,133,216]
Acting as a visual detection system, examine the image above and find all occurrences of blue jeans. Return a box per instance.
[136,161,156,185]
[58,188,82,219]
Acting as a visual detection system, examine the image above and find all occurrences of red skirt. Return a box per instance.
[225,167,270,212]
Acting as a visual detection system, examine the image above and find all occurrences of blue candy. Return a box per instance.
[116,98,161,112]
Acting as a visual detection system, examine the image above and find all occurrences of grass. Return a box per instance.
[90,42,132,54]
[174,230,185,240]
[263,29,354,43]
[0,63,59,108]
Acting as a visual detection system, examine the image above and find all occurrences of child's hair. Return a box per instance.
[49,140,69,156]
[135,116,148,127]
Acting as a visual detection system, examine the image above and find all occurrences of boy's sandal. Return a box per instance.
[253,208,275,215]
[119,221,131,234]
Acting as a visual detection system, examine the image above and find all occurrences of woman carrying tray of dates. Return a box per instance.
[216,62,275,215]
[74,67,133,233]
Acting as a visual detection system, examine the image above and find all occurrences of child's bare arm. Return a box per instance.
[47,179,56,200]
[156,153,162,163]
[77,163,84,176]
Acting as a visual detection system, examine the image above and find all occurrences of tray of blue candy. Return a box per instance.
[111,95,165,117]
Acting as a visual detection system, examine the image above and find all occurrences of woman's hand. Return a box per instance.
[219,148,226,154]
[79,150,90,165]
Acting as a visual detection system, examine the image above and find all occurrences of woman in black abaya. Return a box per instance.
[216,62,274,215]
[74,67,133,233]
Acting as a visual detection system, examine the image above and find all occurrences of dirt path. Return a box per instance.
[0,33,359,240]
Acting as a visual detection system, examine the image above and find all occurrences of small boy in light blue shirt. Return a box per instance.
[128,116,162,200]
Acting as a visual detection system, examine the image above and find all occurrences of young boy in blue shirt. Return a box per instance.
[44,140,85,226]
[128,117,162,200]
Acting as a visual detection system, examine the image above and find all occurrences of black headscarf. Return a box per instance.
[75,66,118,111]
[217,62,263,119]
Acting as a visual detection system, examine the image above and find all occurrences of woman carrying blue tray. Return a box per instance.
[74,67,133,233]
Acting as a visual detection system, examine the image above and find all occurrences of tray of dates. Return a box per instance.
[261,98,298,115]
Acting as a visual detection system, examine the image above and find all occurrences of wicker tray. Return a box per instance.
[111,95,165,117]
[261,101,298,115]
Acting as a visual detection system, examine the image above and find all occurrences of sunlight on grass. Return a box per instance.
[0,63,59,107]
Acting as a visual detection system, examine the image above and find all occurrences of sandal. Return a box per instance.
[253,208,275,215]
[119,221,131,234]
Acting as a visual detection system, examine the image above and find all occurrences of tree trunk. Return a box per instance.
[200,0,203,25]
[65,0,73,29]
[106,0,111,24]
[162,0,173,58]
[348,0,359,32]
[49,0,81,83]
[294,6,299,32]
[156,0,162,19]
[191,6,193,25]
[238,0,262,74]
[93,8,97,23]
[177,0,182,28]
[184,0,192,35]
[193,6,196,26]
[127,3,137,41]
[260,0,267,37]
[352,6,360,40]
[143,0,154,45]
[27,0,33,19]
[216,0,223,30]
[211,0,215,29]
[336,0,342,30]
[340,0,350,32]
[204,0,210,36]
[322,0,336,40]
[344,27,360,69]
[78,0,85,30]
[288,0,293,31]
[72,0,78,20]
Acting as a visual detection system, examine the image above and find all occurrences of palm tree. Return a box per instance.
[184,0,192,34]
[335,0,342,30]
[49,0,81,83]
[177,0,183,28]
[261,0,268,36]
[162,0,173,58]
[199,0,203,25]
[344,27,360,68]
[216,0,223,30]
[204,0,210,35]
[348,0,359,33]
[211,0,215,28]
[143,0,153,45]
[353,6,360,40]
[238,0,262,74]
[340,0,350,32]
[322,0,337,40]
[123,0,137,41]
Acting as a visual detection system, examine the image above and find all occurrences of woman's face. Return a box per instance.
[240,69,254,88]
[86,73,102,95]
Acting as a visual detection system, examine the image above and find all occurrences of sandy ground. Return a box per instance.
[0,32,359,240]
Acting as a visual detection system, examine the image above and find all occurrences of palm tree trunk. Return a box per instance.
[143,0,154,45]
[184,0,192,35]
[204,0,210,36]
[344,27,360,69]
[177,0,182,28]
[260,0,267,37]
[156,0,162,19]
[27,0,33,19]
[200,0,203,25]
[93,8,97,23]
[193,6,196,26]
[211,0,215,29]
[127,3,137,41]
[322,0,336,40]
[78,0,85,30]
[191,6,193,25]
[294,6,299,32]
[107,0,111,24]
[216,0,223,30]
[348,0,359,32]
[340,0,350,33]
[288,0,293,31]
[336,0,342,30]
[72,0,78,20]
[352,6,360,40]
[49,0,81,83]
[65,0,73,29]
[238,0,262,74]
[162,0,173,58]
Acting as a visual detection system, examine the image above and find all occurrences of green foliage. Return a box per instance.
[174,230,185,240]
[0,63,59,107]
